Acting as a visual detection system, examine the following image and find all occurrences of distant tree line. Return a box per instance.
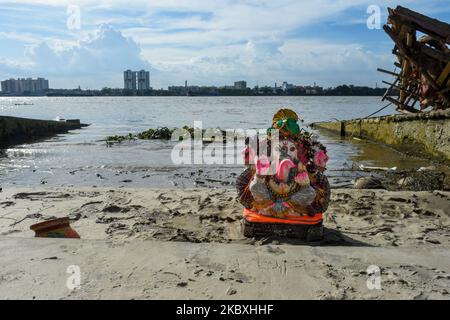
[320,85,390,96]
[10,84,397,97]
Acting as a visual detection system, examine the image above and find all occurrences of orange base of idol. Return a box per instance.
[242,208,324,241]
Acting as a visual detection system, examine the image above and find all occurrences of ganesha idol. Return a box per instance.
[236,108,331,241]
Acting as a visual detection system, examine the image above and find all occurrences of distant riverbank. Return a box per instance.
[0,84,397,97]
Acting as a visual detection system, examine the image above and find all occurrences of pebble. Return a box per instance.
[354,177,384,189]
[177,282,188,287]
[193,268,203,275]
[432,275,444,280]
[226,287,237,295]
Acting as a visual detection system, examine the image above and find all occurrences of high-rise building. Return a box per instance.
[36,78,49,91]
[0,77,49,94]
[137,70,150,90]
[123,70,137,90]
[124,69,150,90]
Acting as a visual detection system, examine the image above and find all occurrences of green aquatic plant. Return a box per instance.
[137,127,177,140]
[137,128,155,140]
[105,133,136,145]
[106,127,177,145]
[150,127,173,139]
[105,125,233,146]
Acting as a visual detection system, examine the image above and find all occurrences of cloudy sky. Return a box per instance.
[0,0,448,89]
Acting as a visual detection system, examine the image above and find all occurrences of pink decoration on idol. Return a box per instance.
[294,171,310,186]
[255,155,271,175]
[314,150,329,168]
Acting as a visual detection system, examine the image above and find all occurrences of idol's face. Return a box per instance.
[274,139,298,162]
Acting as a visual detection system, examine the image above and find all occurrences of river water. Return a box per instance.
[0,96,433,188]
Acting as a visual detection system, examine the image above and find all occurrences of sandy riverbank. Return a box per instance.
[0,187,449,299]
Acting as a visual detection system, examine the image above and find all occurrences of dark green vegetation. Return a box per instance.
[106,128,173,145]
[105,126,237,146]
[105,126,195,146]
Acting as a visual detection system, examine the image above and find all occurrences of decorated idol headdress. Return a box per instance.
[269,108,302,138]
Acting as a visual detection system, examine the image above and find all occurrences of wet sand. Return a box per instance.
[0,187,449,299]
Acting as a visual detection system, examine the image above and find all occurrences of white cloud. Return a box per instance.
[141,37,392,88]
[0,25,150,88]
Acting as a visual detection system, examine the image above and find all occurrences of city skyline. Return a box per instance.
[0,1,449,89]
[0,75,382,92]
[1,77,49,94]
[0,73,390,97]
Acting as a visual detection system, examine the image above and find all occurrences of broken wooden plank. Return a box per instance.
[377,68,401,77]
[392,6,450,43]
[418,43,450,63]
[383,25,450,105]
[382,80,419,98]
[381,78,399,101]
[385,96,420,113]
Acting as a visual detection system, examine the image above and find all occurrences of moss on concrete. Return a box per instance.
[311,110,450,163]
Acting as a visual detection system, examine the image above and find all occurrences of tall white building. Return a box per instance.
[137,70,150,90]
[124,69,150,90]
[35,78,49,91]
[123,70,137,90]
[0,77,49,94]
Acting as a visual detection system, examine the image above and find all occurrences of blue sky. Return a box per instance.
[0,0,449,89]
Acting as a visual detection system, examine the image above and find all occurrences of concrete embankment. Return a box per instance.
[0,116,89,148]
[311,110,450,163]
